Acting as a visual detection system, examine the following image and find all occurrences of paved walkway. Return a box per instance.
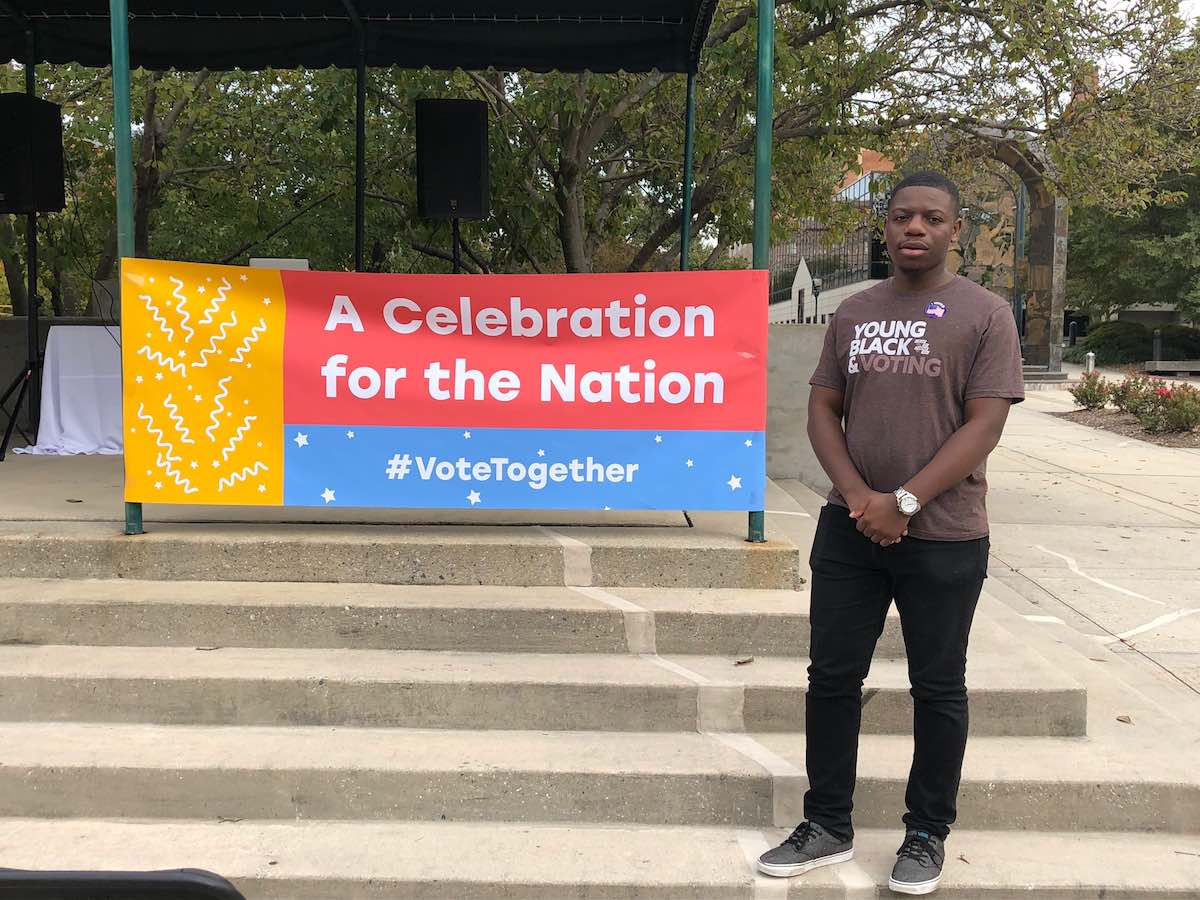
[776,387,1200,701]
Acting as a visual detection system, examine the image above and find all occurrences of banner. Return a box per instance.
[121,260,767,510]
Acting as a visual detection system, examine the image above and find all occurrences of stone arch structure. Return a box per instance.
[990,140,1068,371]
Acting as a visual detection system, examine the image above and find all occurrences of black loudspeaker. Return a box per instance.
[0,94,66,214]
[416,98,489,220]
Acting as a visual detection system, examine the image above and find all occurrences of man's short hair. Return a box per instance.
[887,171,961,214]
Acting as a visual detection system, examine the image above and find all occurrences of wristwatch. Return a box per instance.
[894,487,922,517]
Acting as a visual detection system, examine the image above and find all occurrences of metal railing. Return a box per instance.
[767,173,890,307]
[0,869,246,899]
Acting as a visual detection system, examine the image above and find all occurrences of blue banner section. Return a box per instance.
[283,425,766,510]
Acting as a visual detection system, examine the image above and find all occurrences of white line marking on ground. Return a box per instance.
[1023,614,1066,625]
[713,732,806,827]
[834,855,879,895]
[766,509,813,518]
[712,732,802,777]
[570,586,657,654]
[734,830,790,900]
[1034,545,1166,606]
[537,526,592,586]
[1097,608,1200,644]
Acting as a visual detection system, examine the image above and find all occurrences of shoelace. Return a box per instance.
[897,832,941,866]
[784,821,820,851]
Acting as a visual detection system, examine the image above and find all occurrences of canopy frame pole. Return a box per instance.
[748,0,775,545]
[342,0,367,272]
[679,71,696,271]
[109,0,142,535]
[23,25,41,438]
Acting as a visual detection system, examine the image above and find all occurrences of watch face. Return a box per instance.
[900,496,920,515]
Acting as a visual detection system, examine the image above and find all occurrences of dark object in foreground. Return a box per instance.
[0,868,245,899]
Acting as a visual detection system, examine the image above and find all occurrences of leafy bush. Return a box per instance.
[1158,325,1200,360]
[1110,374,1167,417]
[1072,321,1200,367]
[1077,321,1149,365]
[1138,383,1200,433]
[1069,371,1111,410]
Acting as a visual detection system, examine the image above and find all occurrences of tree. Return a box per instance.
[1067,170,1200,322]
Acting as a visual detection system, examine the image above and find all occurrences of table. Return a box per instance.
[15,325,123,455]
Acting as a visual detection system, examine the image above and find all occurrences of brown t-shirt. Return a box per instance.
[810,275,1024,541]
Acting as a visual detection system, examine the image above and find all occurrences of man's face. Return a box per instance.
[884,186,962,276]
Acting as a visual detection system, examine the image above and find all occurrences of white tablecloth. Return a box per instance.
[14,325,123,455]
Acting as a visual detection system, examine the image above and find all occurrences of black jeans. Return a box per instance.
[803,504,988,842]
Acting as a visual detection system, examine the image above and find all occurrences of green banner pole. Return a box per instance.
[679,71,696,271]
[748,0,775,544]
[110,0,143,535]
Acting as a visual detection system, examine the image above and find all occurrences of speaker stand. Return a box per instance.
[451,217,462,274]
[0,293,41,462]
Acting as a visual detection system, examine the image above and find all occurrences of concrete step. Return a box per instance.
[5,723,1194,832]
[0,579,904,659]
[0,819,1197,899]
[0,521,800,589]
[0,644,1084,736]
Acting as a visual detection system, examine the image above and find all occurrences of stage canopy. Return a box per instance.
[0,1,720,73]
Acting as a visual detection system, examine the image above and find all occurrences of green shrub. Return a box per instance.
[1069,371,1111,410]
[1078,321,1149,366]
[1158,325,1200,360]
[1138,383,1200,433]
[1111,375,1167,417]
[1062,345,1088,364]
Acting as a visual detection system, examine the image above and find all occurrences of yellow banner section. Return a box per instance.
[121,259,286,505]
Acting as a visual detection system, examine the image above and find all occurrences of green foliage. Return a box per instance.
[1077,321,1152,365]
[1137,383,1200,433]
[1111,374,1168,417]
[1067,171,1200,321]
[1069,371,1112,410]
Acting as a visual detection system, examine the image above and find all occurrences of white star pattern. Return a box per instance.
[293,433,309,448]
[154,481,163,490]
[135,375,143,384]
[466,490,482,506]
[537,449,546,457]
[346,430,356,439]
[463,431,472,439]
[211,460,220,468]
[190,461,198,470]
[263,297,272,306]
[197,286,206,294]
[148,277,155,284]
[145,469,152,476]
[193,394,202,403]
[727,475,743,491]
[686,459,695,468]
[258,484,267,493]
[744,439,754,448]
[155,372,164,381]
[240,274,249,282]
[654,434,663,443]
[321,488,336,504]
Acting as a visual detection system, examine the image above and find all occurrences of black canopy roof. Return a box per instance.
[1,2,720,73]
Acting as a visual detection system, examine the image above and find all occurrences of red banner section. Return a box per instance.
[283,270,767,431]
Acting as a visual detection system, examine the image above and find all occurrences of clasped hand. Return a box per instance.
[848,491,909,546]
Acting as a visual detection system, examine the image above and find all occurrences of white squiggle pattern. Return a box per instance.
[230,318,268,365]
[220,415,258,461]
[205,375,232,442]
[138,345,188,375]
[193,310,238,370]
[199,277,232,326]
[218,461,269,492]
[156,451,199,494]
[138,404,196,494]
[170,278,196,343]
[162,393,195,444]
[141,294,174,342]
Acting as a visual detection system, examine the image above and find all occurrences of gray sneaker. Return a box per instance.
[757,821,854,878]
[889,829,944,895]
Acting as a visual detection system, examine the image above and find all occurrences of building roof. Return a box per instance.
[1,1,721,73]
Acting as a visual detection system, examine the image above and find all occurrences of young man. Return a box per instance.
[757,171,1024,895]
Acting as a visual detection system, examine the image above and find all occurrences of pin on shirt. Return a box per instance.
[925,301,947,318]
